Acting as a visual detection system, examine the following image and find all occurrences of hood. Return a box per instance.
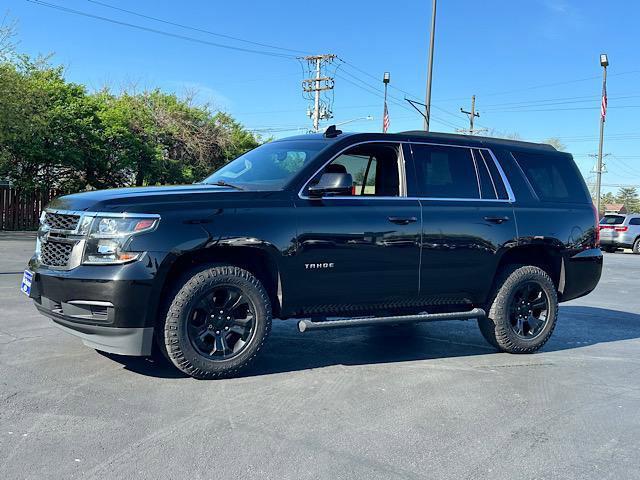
[47,184,279,214]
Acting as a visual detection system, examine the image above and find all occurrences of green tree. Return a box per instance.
[542,137,566,151]
[601,191,616,207]
[615,187,640,213]
[0,47,259,191]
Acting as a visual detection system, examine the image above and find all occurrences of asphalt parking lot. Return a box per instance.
[1,232,639,480]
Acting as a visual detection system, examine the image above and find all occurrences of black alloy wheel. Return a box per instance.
[508,282,549,340]
[187,285,255,360]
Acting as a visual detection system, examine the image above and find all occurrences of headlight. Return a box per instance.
[82,215,159,265]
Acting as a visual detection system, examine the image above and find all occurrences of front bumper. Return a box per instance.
[28,252,168,356]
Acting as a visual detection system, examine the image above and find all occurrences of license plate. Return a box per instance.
[20,270,33,296]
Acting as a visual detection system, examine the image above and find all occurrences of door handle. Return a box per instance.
[388,216,418,225]
[483,216,510,224]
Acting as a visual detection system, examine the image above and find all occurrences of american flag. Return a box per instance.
[601,80,608,121]
[383,101,390,133]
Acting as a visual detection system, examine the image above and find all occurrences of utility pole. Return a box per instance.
[460,95,481,134]
[589,152,610,199]
[301,54,336,132]
[595,53,609,216]
[423,0,437,131]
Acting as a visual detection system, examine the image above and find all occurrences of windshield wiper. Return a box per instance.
[210,180,245,191]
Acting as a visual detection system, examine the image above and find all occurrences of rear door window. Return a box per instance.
[410,144,479,199]
[629,218,640,226]
[512,151,590,203]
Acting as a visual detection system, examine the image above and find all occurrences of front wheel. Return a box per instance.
[160,265,272,379]
[478,266,558,354]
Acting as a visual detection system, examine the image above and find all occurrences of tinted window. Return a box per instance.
[477,150,509,200]
[473,150,497,199]
[317,143,400,197]
[203,140,325,190]
[411,144,479,199]
[512,151,589,203]
[630,218,640,225]
[600,215,625,225]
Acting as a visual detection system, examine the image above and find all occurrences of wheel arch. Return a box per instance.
[494,244,564,294]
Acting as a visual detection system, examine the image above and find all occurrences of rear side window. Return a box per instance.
[474,149,509,200]
[600,215,625,225]
[628,217,640,225]
[512,151,589,203]
[410,144,479,199]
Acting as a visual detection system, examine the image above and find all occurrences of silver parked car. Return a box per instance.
[599,213,640,253]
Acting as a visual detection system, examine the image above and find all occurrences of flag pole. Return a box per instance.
[383,72,390,133]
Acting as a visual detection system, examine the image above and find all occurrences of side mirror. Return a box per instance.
[308,172,353,198]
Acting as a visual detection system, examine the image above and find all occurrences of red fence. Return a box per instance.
[0,187,62,231]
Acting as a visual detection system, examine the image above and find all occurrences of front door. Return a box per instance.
[292,142,422,313]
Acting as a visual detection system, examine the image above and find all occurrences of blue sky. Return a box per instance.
[5,0,640,192]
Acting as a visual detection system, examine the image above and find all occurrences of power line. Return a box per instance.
[337,58,467,127]
[482,93,640,109]
[485,105,640,113]
[27,0,297,59]
[438,69,640,102]
[85,0,309,55]
[335,69,465,130]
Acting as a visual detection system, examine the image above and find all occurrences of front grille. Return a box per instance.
[40,240,74,267]
[45,212,80,231]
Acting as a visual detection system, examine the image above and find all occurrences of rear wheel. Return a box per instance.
[602,246,616,253]
[633,238,640,254]
[159,265,271,379]
[478,265,558,353]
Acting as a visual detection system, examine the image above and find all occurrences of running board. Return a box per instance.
[297,307,486,333]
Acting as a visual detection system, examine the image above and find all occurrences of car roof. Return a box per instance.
[274,130,557,152]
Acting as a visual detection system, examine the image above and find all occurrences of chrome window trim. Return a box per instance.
[509,151,540,201]
[474,149,499,199]
[298,139,516,203]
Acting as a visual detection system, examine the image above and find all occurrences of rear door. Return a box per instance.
[407,142,517,306]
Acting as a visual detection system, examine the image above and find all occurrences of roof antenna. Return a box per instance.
[323,125,342,138]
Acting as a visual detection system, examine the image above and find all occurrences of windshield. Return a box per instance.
[202,140,325,190]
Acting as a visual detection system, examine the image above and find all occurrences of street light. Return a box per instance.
[595,53,609,216]
[329,116,374,129]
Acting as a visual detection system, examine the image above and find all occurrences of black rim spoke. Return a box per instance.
[509,281,549,340]
[186,285,255,360]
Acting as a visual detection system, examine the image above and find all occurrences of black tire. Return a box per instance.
[633,238,640,255]
[602,246,616,253]
[478,265,558,354]
[159,265,271,379]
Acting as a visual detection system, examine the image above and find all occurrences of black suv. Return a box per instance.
[22,129,602,379]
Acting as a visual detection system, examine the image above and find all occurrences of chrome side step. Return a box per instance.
[297,307,486,333]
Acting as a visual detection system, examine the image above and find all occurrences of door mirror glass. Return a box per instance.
[308,172,353,198]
